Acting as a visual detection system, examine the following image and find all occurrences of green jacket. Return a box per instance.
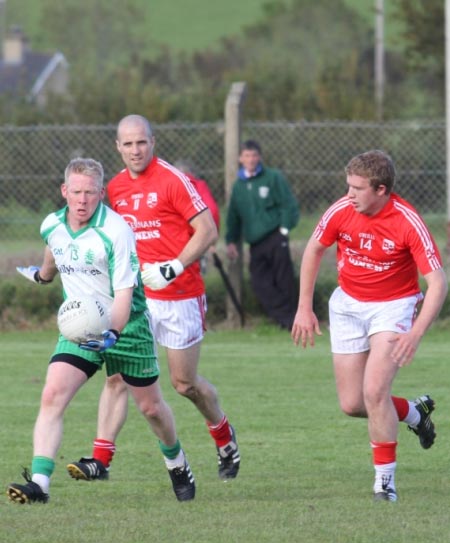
[226,165,299,245]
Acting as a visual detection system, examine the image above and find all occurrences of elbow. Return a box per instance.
[438,268,448,297]
[205,218,218,245]
[210,226,219,245]
[443,278,449,298]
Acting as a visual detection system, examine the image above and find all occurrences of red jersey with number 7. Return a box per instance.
[107,156,207,300]
[313,193,443,302]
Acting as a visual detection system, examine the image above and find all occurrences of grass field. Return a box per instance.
[1,324,450,543]
[8,0,404,55]
[7,0,272,53]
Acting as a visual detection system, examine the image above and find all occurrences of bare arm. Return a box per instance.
[390,268,448,366]
[110,287,133,333]
[413,269,448,335]
[39,246,58,282]
[177,209,218,268]
[226,243,239,260]
[291,236,328,347]
[78,287,133,351]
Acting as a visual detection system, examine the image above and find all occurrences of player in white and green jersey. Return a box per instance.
[7,158,195,505]
[40,197,147,316]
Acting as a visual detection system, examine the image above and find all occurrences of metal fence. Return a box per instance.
[0,119,446,241]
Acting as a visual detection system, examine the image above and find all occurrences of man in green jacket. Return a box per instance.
[226,140,299,329]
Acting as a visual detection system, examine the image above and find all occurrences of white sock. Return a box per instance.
[164,449,185,470]
[403,401,420,427]
[32,474,50,494]
[373,461,396,493]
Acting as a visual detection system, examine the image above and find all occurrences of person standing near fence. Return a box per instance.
[7,157,195,504]
[226,139,299,330]
[66,114,240,484]
[174,159,220,274]
[292,149,447,502]
[174,159,220,232]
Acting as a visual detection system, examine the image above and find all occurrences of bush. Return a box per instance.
[312,276,337,321]
[2,273,448,331]
[0,277,62,330]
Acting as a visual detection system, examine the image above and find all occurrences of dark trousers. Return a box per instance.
[249,230,298,329]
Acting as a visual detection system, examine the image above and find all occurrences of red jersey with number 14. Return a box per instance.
[107,156,207,300]
[313,193,443,302]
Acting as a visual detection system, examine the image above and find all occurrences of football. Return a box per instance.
[57,296,111,344]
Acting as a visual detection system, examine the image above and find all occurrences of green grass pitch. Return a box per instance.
[1,324,449,542]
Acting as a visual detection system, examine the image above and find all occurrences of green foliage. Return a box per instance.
[1,0,445,123]
[394,0,444,78]
[8,266,450,331]
[313,53,375,120]
[38,0,147,77]
[0,278,62,330]
[0,201,57,230]
[0,0,414,123]
[0,282,16,310]
[7,0,272,56]
[312,275,337,320]
[1,267,338,330]
[389,0,444,118]
[171,0,377,121]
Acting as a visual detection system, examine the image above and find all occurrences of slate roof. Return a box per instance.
[0,49,66,98]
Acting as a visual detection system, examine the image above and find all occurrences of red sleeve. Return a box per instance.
[188,176,221,231]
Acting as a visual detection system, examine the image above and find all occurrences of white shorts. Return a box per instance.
[329,287,423,354]
[146,295,207,350]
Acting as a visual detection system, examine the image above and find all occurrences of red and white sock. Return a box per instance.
[207,415,232,448]
[391,396,420,426]
[92,438,116,469]
[391,396,409,421]
[371,441,397,493]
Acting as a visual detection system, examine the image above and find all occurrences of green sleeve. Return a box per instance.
[274,171,299,230]
[225,185,242,243]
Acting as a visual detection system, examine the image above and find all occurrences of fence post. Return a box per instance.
[224,82,247,327]
[446,0,450,278]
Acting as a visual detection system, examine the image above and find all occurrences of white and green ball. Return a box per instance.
[57,296,111,344]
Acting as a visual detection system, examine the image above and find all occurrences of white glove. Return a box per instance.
[16,266,53,284]
[141,259,184,291]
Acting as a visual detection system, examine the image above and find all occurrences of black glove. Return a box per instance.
[16,266,53,284]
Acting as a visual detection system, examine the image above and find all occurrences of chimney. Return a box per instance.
[3,26,27,64]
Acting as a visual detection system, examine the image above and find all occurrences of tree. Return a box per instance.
[394,0,444,95]
[2,0,439,123]
[39,0,147,77]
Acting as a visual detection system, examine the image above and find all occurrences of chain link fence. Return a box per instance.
[0,119,446,242]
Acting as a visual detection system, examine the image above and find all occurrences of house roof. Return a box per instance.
[0,49,67,98]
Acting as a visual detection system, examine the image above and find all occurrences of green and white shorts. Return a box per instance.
[51,310,159,381]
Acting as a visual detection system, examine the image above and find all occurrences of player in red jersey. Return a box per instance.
[292,150,448,502]
[67,115,240,483]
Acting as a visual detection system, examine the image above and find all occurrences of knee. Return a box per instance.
[141,403,161,420]
[106,374,127,394]
[40,384,63,410]
[175,383,197,399]
[363,389,385,413]
[139,399,165,421]
[339,398,366,418]
[172,378,198,400]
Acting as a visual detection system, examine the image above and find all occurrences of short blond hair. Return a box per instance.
[64,158,104,190]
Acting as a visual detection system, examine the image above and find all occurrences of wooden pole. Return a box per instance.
[224,82,247,327]
[446,0,450,277]
[374,0,385,121]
